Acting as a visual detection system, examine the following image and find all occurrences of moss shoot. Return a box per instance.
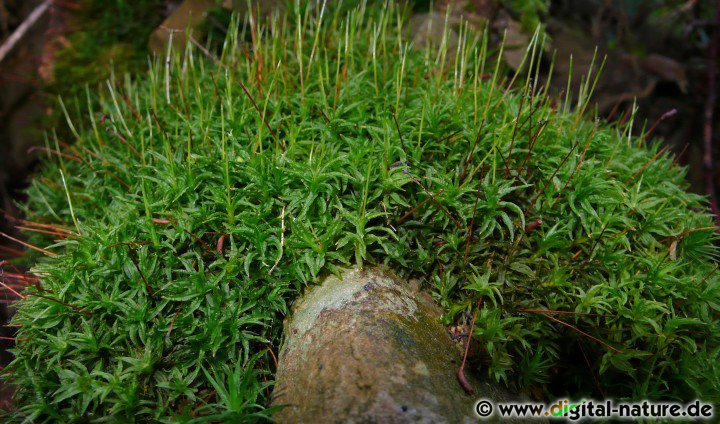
[4,1,720,421]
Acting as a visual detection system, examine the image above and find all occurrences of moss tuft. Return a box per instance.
[4,1,720,421]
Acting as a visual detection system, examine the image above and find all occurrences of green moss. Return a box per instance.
[49,0,167,96]
[4,1,720,421]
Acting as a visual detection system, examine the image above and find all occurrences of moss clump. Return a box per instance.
[4,1,720,421]
[49,0,168,96]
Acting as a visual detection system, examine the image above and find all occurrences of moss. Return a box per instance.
[48,0,168,96]
[3,1,720,421]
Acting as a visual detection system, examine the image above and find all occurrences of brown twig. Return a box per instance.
[0,0,51,63]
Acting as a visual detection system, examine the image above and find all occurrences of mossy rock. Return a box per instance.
[3,1,720,421]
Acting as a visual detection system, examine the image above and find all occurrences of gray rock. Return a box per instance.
[272,266,531,423]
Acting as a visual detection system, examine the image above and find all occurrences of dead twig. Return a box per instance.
[0,0,51,63]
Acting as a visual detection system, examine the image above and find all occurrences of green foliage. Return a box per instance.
[4,1,720,420]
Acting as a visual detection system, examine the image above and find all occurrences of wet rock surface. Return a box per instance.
[272,266,527,423]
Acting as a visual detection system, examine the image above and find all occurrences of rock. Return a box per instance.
[148,0,218,55]
[272,266,528,423]
[492,11,530,71]
[410,12,459,48]
[148,0,285,56]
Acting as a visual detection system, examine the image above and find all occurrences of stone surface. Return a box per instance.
[148,0,285,55]
[272,266,527,423]
[148,0,218,55]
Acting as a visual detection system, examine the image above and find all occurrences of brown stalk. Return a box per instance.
[150,108,169,141]
[671,143,689,167]
[458,297,483,395]
[549,124,598,209]
[624,145,669,186]
[578,341,606,398]
[15,226,69,238]
[540,313,619,353]
[517,308,614,318]
[27,146,81,162]
[182,229,215,254]
[640,109,677,143]
[239,81,281,151]
[0,280,25,299]
[188,34,227,69]
[521,119,550,173]
[583,212,617,262]
[390,105,407,154]
[525,142,579,217]
[402,169,462,230]
[437,128,465,145]
[102,169,131,190]
[398,190,444,222]
[493,146,512,178]
[166,308,181,338]
[121,91,142,122]
[266,344,279,369]
[127,247,156,297]
[107,128,142,159]
[28,292,91,316]
[0,231,56,256]
[460,119,486,182]
[506,87,528,175]
[0,245,25,257]
[464,174,484,261]
[696,265,718,288]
